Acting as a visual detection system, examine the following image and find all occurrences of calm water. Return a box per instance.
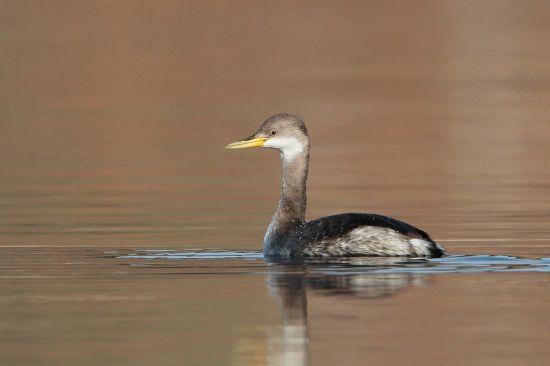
[1,1,550,365]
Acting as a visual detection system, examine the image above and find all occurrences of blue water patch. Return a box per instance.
[120,249,264,260]
[117,250,550,274]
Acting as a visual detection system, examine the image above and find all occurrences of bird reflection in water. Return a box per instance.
[245,257,429,366]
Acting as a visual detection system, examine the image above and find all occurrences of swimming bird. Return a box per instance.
[226,113,445,258]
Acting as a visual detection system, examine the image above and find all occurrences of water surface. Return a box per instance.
[2,248,550,366]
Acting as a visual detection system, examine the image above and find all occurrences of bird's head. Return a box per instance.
[225,113,309,160]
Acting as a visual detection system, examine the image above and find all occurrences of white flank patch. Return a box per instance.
[263,137,305,161]
[409,238,435,256]
[302,226,440,257]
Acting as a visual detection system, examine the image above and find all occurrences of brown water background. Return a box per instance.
[1,1,550,365]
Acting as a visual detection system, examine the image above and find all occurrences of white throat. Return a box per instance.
[264,137,306,162]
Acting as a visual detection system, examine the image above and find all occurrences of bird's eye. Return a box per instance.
[270,130,277,136]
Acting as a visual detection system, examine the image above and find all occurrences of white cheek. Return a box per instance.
[263,137,304,161]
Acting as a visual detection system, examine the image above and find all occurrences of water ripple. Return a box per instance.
[118,250,550,274]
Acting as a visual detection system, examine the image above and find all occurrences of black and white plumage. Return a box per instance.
[226,113,445,258]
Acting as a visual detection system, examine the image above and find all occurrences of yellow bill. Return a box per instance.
[225,137,267,149]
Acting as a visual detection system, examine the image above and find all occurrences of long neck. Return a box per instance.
[263,140,310,254]
[272,146,309,230]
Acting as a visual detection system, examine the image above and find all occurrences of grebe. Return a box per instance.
[226,113,445,258]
